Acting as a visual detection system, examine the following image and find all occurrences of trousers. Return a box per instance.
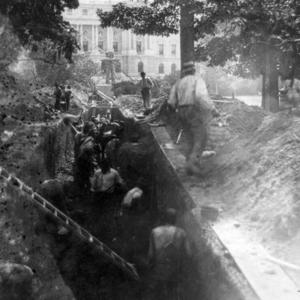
[141,88,151,109]
[177,105,208,167]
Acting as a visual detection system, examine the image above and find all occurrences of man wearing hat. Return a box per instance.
[168,61,218,175]
[138,71,154,110]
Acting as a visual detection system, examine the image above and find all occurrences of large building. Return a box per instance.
[63,0,180,77]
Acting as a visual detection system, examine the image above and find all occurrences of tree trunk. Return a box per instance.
[263,48,279,112]
[180,3,194,76]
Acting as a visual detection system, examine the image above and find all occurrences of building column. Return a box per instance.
[92,25,95,51]
[95,25,99,51]
[106,27,113,52]
[132,33,136,52]
[80,24,83,51]
[144,35,154,56]
[121,30,129,55]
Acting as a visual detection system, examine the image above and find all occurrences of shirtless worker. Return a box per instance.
[146,208,192,300]
[168,61,219,175]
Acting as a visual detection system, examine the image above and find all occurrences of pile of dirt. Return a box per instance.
[184,106,300,282]
[116,94,166,116]
[0,181,74,299]
[124,88,300,284]
[0,72,77,299]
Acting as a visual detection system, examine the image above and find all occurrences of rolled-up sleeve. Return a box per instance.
[195,78,216,112]
[195,78,209,102]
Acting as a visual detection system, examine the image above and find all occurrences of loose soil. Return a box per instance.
[117,94,300,287]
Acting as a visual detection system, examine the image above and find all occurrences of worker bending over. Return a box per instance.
[168,61,219,175]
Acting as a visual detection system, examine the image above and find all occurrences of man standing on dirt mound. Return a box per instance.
[168,61,219,175]
[139,71,154,110]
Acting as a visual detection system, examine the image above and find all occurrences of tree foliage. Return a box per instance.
[35,53,101,87]
[98,0,300,79]
[0,0,80,62]
[97,1,179,36]
[196,0,300,79]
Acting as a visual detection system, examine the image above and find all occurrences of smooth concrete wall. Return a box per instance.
[150,131,259,300]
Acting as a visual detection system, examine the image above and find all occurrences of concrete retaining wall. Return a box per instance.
[151,128,259,300]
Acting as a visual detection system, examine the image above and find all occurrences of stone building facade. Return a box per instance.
[63,0,180,77]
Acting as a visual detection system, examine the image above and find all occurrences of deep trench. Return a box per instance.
[37,108,249,300]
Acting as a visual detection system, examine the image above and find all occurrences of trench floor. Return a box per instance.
[40,180,204,300]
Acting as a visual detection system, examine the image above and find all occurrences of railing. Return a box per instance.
[0,166,139,281]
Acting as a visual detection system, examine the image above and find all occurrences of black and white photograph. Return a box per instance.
[0,0,300,299]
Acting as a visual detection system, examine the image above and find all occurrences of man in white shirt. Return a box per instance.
[138,71,154,109]
[168,61,219,175]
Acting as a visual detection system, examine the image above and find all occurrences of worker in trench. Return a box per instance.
[90,158,126,210]
[53,82,62,110]
[74,121,99,192]
[145,208,192,300]
[168,61,219,175]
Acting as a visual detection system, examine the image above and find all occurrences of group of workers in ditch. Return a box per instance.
[42,61,217,299]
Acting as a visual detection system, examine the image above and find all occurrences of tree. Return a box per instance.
[97,1,203,70]
[195,0,300,111]
[97,0,300,112]
[0,0,80,62]
[35,52,101,88]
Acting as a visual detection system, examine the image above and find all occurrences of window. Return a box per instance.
[158,44,164,56]
[138,61,144,73]
[82,9,88,15]
[171,44,176,56]
[136,41,142,54]
[171,63,177,74]
[67,9,72,15]
[158,63,164,74]
[113,41,119,53]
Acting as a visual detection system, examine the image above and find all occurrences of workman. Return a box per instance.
[60,85,66,111]
[90,159,125,206]
[147,208,191,300]
[74,121,98,190]
[138,72,154,110]
[168,61,219,175]
[54,82,61,110]
[65,85,72,111]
